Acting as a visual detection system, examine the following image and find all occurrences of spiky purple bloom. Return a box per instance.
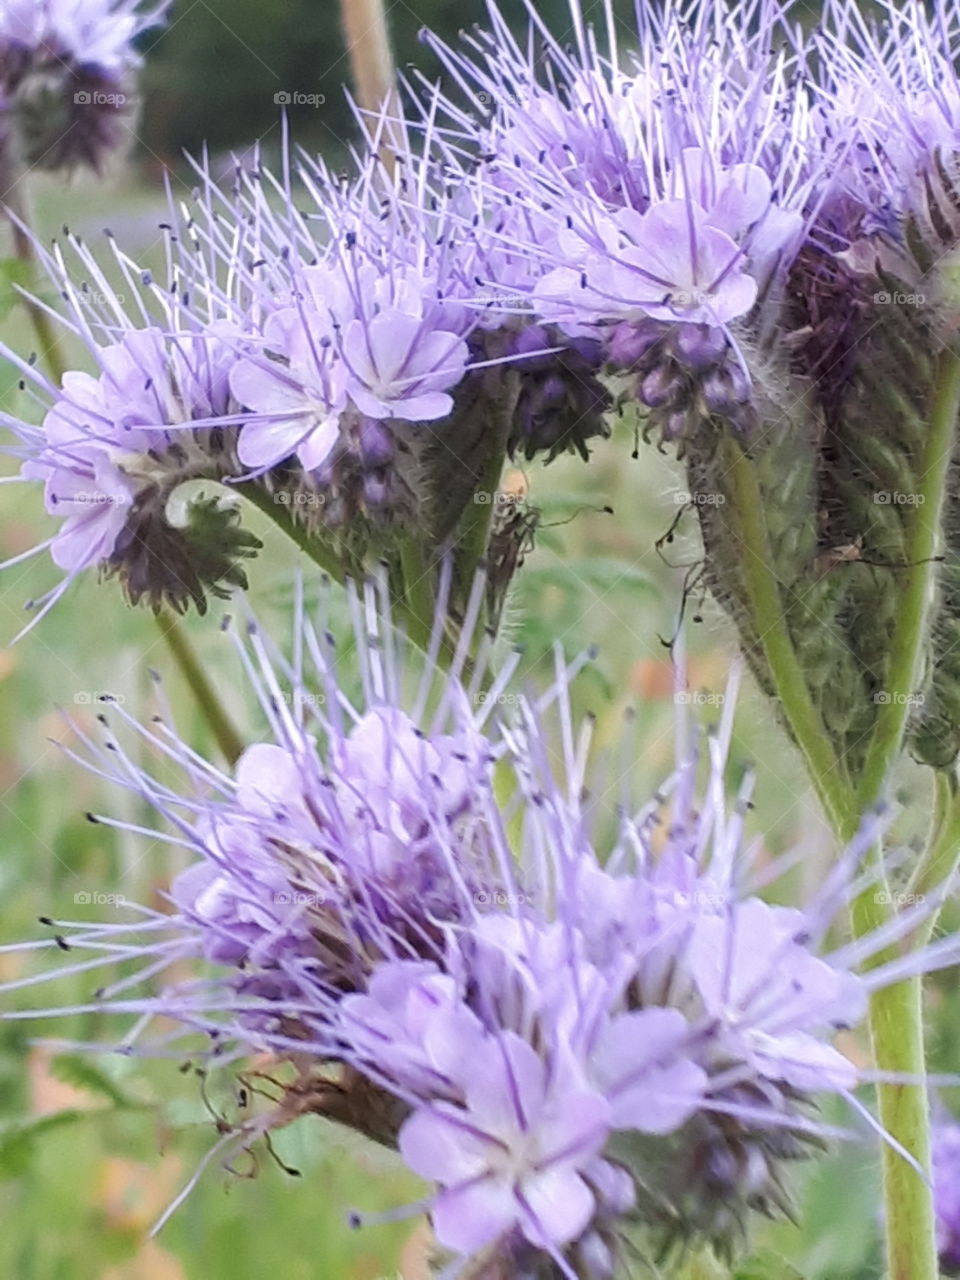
[0,225,262,628]
[0,121,612,630]
[0,0,167,171]
[4,584,958,1275]
[811,1,960,224]
[416,0,843,447]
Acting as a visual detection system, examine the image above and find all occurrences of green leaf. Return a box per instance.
[0,1108,90,1177]
[49,1054,137,1109]
[0,257,31,322]
[734,1249,806,1280]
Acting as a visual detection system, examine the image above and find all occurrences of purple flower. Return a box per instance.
[399,1031,611,1255]
[1,310,251,623]
[340,304,469,422]
[536,196,765,330]
[4,587,959,1273]
[30,448,137,572]
[227,250,475,471]
[229,302,348,472]
[340,960,486,1100]
[0,0,168,171]
[811,1,960,226]
[0,0,162,75]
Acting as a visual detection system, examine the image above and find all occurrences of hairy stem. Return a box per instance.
[156,612,245,766]
[722,346,960,1280]
[843,350,960,1280]
[856,352,960,810]
[860,963,937,1280]
[0,155,69,384]
[721,440,849,830]
[907,771,960,936]
[236,482,349,582]
[239,481,462,667]
[398,537,436,652]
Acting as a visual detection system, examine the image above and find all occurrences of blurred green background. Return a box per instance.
[0,2,949,1278]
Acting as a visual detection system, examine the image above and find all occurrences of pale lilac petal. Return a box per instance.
[296,415,340,471]
[235,744,302,814]
[431,1176,517,1253]
[520,1167,595,1248]
[533,1090,610,1167]
[236,417,315,469]
[399,1107,496,1184]
[230,361,308,418]
[749,1031,859,1092]
[466,1033,546,1135]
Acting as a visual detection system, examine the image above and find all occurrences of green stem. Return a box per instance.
[238,481,461,667]
[236,482,349,583]
[398,537,435,652]
[724,346,960,1279]
[722,440,850,831]
[156,612,244,766]
[867,971,937,1280]
[842,351,960,1280]
[908,771,960,934]
[856,352,960,812]
[0,156,69,384]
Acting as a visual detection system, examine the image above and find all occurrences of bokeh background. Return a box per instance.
[0,2,953,1277]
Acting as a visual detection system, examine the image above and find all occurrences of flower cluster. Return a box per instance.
[10,0,960,647]
[418,0,826,447]
[0,0,166,171]
[0,228,261,627]
[0,127,611,632]
[412,0,960,774]
[5,582,957,1276]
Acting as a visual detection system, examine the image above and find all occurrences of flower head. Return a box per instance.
[4,585,958,1274]
[0,0,167,170]
[0,228,261,627]
[417,0,837,449]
